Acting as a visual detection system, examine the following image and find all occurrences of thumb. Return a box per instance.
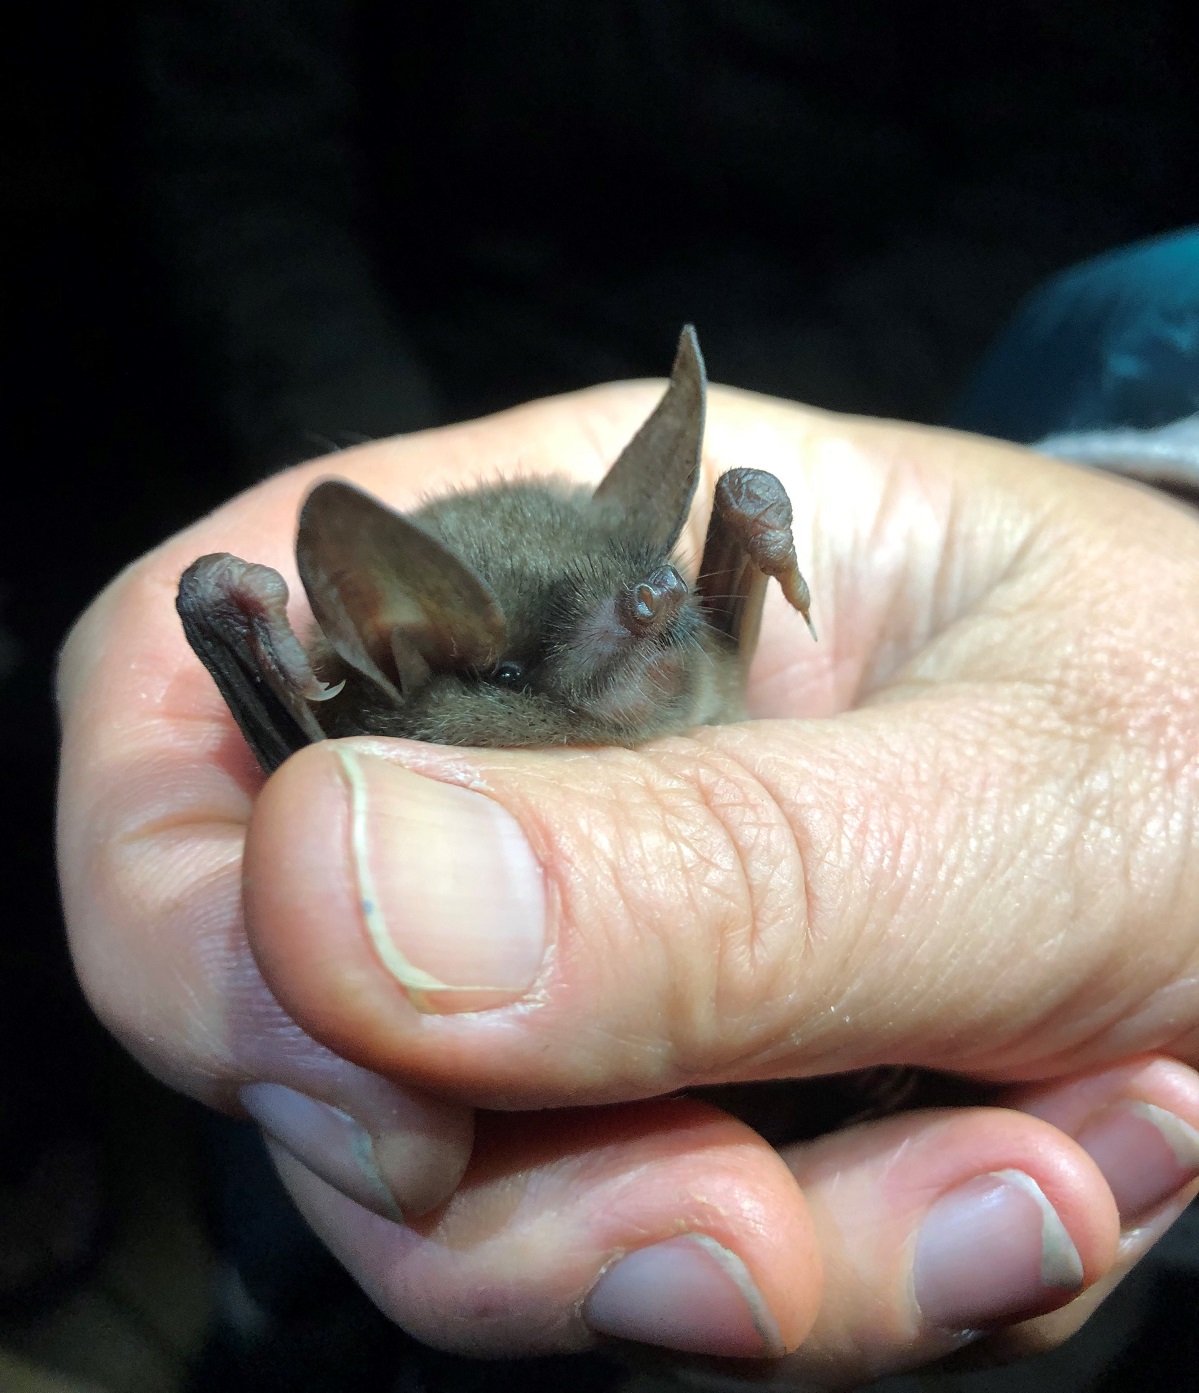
[244,685,1196,1106]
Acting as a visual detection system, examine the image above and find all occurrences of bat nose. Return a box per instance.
[616,564,689,638]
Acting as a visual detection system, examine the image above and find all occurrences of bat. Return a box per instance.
[177,326,815,775]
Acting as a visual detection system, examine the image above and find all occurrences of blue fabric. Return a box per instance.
[952,227,1199,441]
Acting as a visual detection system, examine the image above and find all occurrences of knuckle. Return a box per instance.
[537,739,819,1081]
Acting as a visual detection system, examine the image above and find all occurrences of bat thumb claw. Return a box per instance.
[306,678,347,702]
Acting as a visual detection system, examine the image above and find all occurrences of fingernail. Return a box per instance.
[1076,1102,1199,1223]
[337,748,548,1012]
[584,1235,784,1359]
[914,1170,1084,1330]
[240,1083,411,1220]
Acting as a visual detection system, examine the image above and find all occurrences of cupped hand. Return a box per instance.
[57,382,1199,1386]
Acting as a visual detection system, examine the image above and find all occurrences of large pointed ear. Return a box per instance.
[296,480,506,694]
[592,324,706,553]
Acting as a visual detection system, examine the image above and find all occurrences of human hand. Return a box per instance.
[58,382,1199,1386]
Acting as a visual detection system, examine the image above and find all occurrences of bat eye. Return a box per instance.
[489,660,528,690]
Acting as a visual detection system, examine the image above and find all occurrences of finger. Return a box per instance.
[942,1189,1195,1375]
[749,1107,1118,1387]
[1005,1056,1199,1226]
[267,1098,820,1361]
[266,1097,1121,1379]
[265,1065,1195,1379]
[937,1056,1199,1369]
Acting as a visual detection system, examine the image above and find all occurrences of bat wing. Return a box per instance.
[592,324,706,552]
[296,480,507,695]
[176,554,335,775]
[697,468,815,672]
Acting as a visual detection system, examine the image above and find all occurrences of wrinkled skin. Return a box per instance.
[58,380,1199,1386]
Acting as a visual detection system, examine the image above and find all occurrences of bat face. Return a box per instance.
[322,477,723,748]
[177,327,814,773]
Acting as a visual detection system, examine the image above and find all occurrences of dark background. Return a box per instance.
[3,2,1198,1389]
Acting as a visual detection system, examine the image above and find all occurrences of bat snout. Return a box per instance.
[615,564,689,639]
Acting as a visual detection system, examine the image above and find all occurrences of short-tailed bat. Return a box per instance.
[177,326,815,774]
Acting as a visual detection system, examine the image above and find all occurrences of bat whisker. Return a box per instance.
[690,636,718,679]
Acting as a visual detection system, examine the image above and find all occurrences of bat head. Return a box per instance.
[297,327,727,747]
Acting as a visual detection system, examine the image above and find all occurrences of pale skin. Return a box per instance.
[57,381,1199,1386]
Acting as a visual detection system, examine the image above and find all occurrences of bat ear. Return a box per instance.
[297,480,506,695]
[592,324,707,553]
